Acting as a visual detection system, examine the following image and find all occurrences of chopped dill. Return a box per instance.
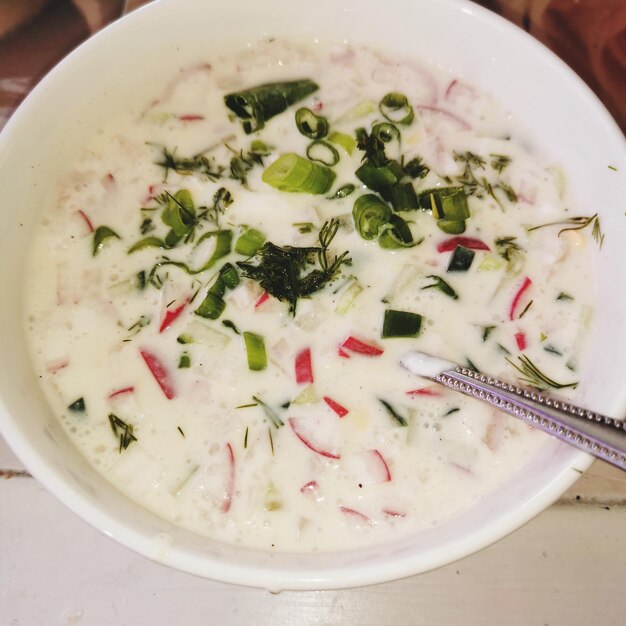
[444,407,460,416]
[268,428,275,455]
[489,154,512,173]
[482,325,496,342]
[422,275,458,299]
[506,355,578,390]
[527,213,604,248]
[518,299,534,319]
[293,222,314,234]
[221,319,241,335]
[155,146,224,182]
[378,399,408,427]
[557,292,574,301]
[244,427,249,449]
[251,395,284,428]
[108,414,137,452]
[177,426,185,437]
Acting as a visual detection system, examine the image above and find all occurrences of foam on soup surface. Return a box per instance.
[24,40,596,552]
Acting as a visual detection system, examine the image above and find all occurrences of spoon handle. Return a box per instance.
[432,367,626,471]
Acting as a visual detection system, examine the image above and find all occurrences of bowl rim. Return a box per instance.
[0,0,624,591]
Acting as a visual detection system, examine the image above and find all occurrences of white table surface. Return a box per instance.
[2,432,626,625]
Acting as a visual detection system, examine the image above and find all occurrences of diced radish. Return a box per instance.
[254,292,270,308]
[509,277,532,320]
[323,396,349,418]
[76,210,95,234]
[406,387,442,397]
[108,386,135,399]
[416,105,471,131]
[338,347,350,358]
[341,336,384,357]
[140,349,176,399]
[46,358,69,373]
[288,416,340,459]
[295,348,314,384]
[179,114,205,121]
[221,443,235,513]
[436,237,490,253]
[159,301,187,333]
[299,480,321,499]
[514,331,527,351]
[343,449,391,485]
[339,506,372,525]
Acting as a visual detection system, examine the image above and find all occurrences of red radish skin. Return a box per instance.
[323,396,349,417]
[406,387,442,397]
[382,509,407,518]
[345,449,391,484]
[46,358,69,373]
[341,336,384,357]
[159,302,187,333]
[515,331,527,351]
[179,114,205,121]
[436,237,490,253]
[140,349,176,399]
[288,417,340,459]
[76,210,95,234]
[509,277,532,320]
[254,292,270,308]
[295,348,314,384]
[416,105,471,130]
[339,506,372,525]
[221,443,235,513]
[299,480,320,497]
[108,386,135,399]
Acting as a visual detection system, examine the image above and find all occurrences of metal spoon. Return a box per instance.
[400,351,626,472]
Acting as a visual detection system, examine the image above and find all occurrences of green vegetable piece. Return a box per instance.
[403,157,429,179]
[355,159,404,192]
[235,228,266,257]
[194,293,226,320]
[416,187,470,220]
[482,325,496,341]
[353,194,391,240]
[224,79,319,134]
[68,397,86,413]
[244,332,267,371]
[162,190,196,237]
[327,184,355,200]
[437,219,466,234]
[93,226,121,256]
[193,230,233,272]
[382,182,418,211]
[128,236,169,254]
[378,399,408,427]
[178,352,191,368]
[295,107,329,139]
[557,292,574,302]
[382,309,423,338]
[262,153,335,194]
[379,214,420,249]
[194,263,240,320]
[379,92,414,125]
[306,140,339,166]
[447,245,475,272]
[422,275,458,299]
[328,131,357,155]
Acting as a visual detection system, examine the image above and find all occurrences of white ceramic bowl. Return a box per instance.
[0,0,625,591]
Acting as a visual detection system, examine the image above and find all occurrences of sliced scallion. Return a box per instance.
[416,187,470,220]
[93,226,121,256]
[235,228,266,257]
[68,397,86,413]
[379,214,420,249]
[328,131,357,155]
[379,92,414,125]
[262,153,335,194]
[224,79,319,134]
[382,309,423,338]
[128,236,169,254]
[306,140,340,166]
[327,184,355,200]
[295,107,329,139]
[437,219,466,234]
[422,275,458,299]
[178,352,191,368]
[447,245,475,272]
[381,182,418,211]
[244,332,267,371]
[353,194,391,240]
[355,159,404,192]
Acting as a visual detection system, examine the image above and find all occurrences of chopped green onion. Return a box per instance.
[194,263,240,320]
[381,182,418,211]
[93,226,121,256]
[482,325,496,341]
[178,352,191,368]
[250,140,274,155]
[68,397,86,413]
[192,230,233,271]
[378,398,408,426]
[447,245,475,272]
[422,275,458,299]
[244,332,267,371]
[382,309,423,338]
[295,107,329,139]
[355,159,404,192]
[235,228,266,257]
[128,236,169,254]
[416,187,470,220]
[337,100,376,122]
[327,184,355,200]
[306,140,340,166]
[221,319,240,335]
[378,214,420,249]
[252,395,284,428]
[328,131,357,155]
[335,279,363,315]
[262,153,335,194]
[437,219,466,234]
[353,194,391,240]
[379,92,414,125]
[224,79,319,134]
[557,292,573,301]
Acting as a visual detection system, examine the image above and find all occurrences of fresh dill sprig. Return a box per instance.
[108,414,137,452]
[527,213,604,248]
[237,218,350,315]
[506,355,578,390]
[155,146,224,182]
[251,395,284,429]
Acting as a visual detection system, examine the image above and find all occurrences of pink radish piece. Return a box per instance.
[289,416,340,459]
